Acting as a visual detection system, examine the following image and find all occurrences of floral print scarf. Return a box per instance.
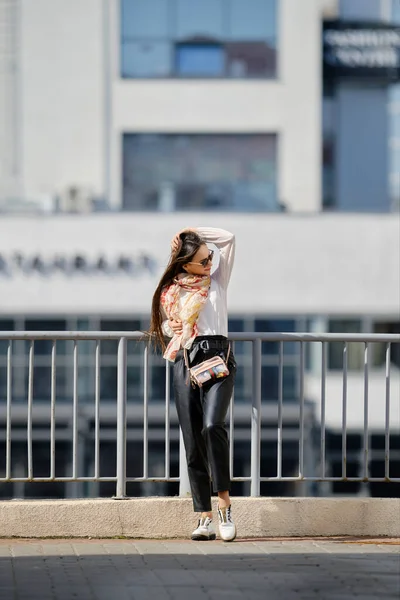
[161,273,211,362]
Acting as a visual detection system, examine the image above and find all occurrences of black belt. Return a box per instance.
[193,337,229,351]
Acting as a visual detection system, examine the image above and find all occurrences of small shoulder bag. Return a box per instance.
[184,345,231,388]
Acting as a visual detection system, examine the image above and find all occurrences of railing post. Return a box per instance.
[115,337,127,499]
[6,341,12,481]
[251,338,262,496]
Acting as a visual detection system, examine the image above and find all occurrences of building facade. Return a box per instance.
[0,0,322,213]
[0,0,399,500]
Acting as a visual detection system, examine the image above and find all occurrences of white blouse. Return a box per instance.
[161,227,235,338]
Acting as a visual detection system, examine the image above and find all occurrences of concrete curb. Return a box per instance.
[0,497,399,539]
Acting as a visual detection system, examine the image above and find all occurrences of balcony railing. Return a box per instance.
[0,331,399,499]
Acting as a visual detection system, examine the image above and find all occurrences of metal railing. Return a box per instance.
[0,331,399,498]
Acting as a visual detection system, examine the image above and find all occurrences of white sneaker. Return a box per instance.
[217,505,236,542]
[191,517,216,541]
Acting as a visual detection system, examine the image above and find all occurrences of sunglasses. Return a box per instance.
[188,250,214,268]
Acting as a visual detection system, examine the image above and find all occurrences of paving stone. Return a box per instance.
[0,538,398,600]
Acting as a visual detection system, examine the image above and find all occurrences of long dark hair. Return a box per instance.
[149,230,205,353]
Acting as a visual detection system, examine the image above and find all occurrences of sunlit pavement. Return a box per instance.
[0,537,399,600]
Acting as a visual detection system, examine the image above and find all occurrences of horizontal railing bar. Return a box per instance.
[259,477,400,482]
[126,478,180,482]
[1,476,398,483]
[0,477,180,483]
[0,331,399,343]
[326,450,400,459]
[232,477,400,482]
[0,477,118,482]
[2,432,400,446]
[0,404,315,419]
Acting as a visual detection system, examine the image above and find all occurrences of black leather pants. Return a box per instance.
[173,335,236,512]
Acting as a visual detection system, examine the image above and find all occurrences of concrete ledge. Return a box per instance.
[0,497,399,539]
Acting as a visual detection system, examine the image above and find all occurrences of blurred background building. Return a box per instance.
[0,0,399,500]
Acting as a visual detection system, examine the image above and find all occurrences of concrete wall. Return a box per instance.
[0,213,399,316]
[0,1,20,202]
[1,497,399,538]
[19,0,104,200]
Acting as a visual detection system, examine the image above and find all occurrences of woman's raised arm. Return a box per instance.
[195,227,235,288]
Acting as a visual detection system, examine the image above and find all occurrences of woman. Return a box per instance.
[150,227,237,542]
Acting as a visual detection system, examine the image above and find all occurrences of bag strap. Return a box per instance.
[183,347,191,386]
[184,342,230,370]
[184,347,190,371]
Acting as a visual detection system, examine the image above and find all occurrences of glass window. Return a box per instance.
[226,41,276,78]
[120,0,278,79]
[228,318,244,332]
[261,366,297,402]
[228,318,245,355]
[0,366,7,401]
[373,322,400,369]
[20,365,67,402]
[0,319,13,354]
[25,365,67,402]
[151,365,166,400]
[233,363,252,402]
[121,0,170,38]
[175,43,225,77]
[254,319,297,355]
[75,321,96,358]
[389,84,400,211]
[100,319,141,355]
[123,134,278,212]
[127,366,142,401]
[391,112,400,139]
[128,338,146,358]
[229,0,277,41]
[323,139,335,210]
[390,147,400,176]
[77,365,95,401]
[282,365,297,400]
[100,365,117,401]
[322,92,337,210]
[32,366,51,400]
[393,0,400,24]
[389,84,400,103]
[322,96,336,137]
[389,171,400,211]
[99,319,143,400]
[261,366,278,400]
[328,319,363,370]
[176,0,224,39]
[389,85,400,221]
[24,319,67,356]
[121,41,172,78]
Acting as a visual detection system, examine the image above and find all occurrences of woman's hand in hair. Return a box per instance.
[170,228,196,254]
[169,318,183,335]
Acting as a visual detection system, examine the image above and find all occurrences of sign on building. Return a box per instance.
[323,21,400,80]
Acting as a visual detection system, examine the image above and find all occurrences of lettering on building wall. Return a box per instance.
[323,21,400,79]
[0,252,158,277]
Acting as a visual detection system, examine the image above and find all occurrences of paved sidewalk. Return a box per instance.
[0,538,398,600]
